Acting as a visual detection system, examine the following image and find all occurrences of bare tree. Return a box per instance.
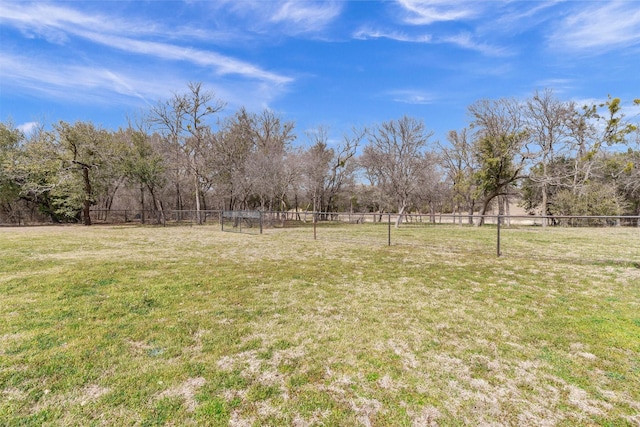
[361,116,435,227]
[439,128,478,224]
[301,126,363,216]
[118,128,167,224]
[246,109,295,211]
[210,108,254,210]
[301,126,334,214]
[282,147,305,218]
[410,150,445,223]
[149,82,225,223]
[209,108,294,211]
[525,89,574,225]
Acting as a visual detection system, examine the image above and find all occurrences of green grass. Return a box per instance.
[1,224,639,426]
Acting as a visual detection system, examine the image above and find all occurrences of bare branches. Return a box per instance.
[362,116,435,226]
[148,82,225,222]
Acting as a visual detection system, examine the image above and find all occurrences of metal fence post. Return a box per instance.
[388,213,391,246]
[497,214,501,257]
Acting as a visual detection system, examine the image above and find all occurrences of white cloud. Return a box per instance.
[387,89,436,105]
[483,0,560,35]
[0,2,236,43]
[209,0,342,35]
[532,79,575,94]
[440,33,511,57]
[0,51,287,111]
[74,30,292,85]
[17,121,39,136]
[353,27,506,57]
[353,27,432,43]
[550,2,640,53]
[0,1,293,103]
[0,3,125,42]
[396,0,479,25]
[1,51,163,103]
[270,1,342,33]
[0,2,291,84]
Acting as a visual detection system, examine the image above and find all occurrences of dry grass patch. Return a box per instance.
[1,224,639,425]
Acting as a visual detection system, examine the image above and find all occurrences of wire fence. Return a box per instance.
[2,209,639,261]
[3,208,638,228]
[283,212,640,257]
[263,211,640,230]
[283,212,639,267]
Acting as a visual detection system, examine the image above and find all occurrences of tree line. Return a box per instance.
[1,83,638,226]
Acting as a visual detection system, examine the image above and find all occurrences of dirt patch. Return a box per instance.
[351,397,383,427]
[228,409,254,427]
[387,339,419,370]
[2,387,27,401]
[157,377,206,412]
[566,384,612,416]
[77,384,110,406]
[408,406,441,427]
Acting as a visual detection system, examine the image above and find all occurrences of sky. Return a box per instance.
[1,0,639,146]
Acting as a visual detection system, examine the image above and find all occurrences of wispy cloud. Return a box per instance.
[0,2,240,43]
[484,1,560,35]
[353,27,432,43]
[0,3,111,42]
[270,1,342,33]
[75,30,292,85]
[1,51,166,104]
[0,1,294,116]
[0,2,292,85]
[532,79,575,94]
[396,0,480,25]
[549,2,640,53]
[210,0,342,35]
[354,1,509,56]
[440,33,511,57]
[353,27,507,56]
[0,50,285,112]
[387,89,436,105]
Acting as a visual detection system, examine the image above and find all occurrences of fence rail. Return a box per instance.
[2,209,639,228]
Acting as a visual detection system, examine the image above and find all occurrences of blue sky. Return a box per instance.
[1,0,639,145]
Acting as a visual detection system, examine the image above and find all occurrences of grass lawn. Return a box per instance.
[1,224,639,426]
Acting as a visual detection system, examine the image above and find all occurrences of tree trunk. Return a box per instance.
[477,195,493,227]
[395,204,406,228]
[175,181,182,220]
[467,199,474,225]
[140,185,145,224]
[82,166,92,226]
[191,160,202,224]
[541,181,548,228]
[194,169,202,224]
[148,186,165,225]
